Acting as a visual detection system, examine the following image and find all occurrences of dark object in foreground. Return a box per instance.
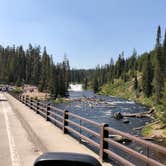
[34,152,102,166]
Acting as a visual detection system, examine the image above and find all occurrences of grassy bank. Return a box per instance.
[99,79,166,142]
[52,97,72,104]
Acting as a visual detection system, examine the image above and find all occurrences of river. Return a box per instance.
[51,89,159,166]
[58,90,151,135]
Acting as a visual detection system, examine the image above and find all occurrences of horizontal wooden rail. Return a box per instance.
[66,119,100,138]
[67,112,100,127]
[105,127,166,154]
[38,102,47,108]
[105,138,165,166]
[48,115,63,127]
[38,109,46,116]
[103,149,135,166]
[65,126,100,148]
[8,92,166,166]
[37,105,47,111]
[49,105,64,113]
[30,105,37,110]
[48,111,63,120]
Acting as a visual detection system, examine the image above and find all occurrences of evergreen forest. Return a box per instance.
[0,26,165,109]
[70,26,166,122]
[0,44,70,97]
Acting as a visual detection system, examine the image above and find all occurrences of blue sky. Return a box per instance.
[0,0,165,69]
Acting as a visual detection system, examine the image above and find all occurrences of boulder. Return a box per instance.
[114,112,123,119]
[109,135,131,143]
[123,118,129,123]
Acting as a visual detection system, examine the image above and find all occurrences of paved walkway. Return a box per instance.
[0,93,111,166]
[0,93,40,166]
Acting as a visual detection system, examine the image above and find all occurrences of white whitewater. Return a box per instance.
[69,84,83,91]
[111,101,135,104]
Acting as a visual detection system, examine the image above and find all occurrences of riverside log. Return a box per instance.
[122,108,154,118]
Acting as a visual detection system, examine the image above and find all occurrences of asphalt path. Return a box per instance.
[0,93,40,166]
[0,92,111,166]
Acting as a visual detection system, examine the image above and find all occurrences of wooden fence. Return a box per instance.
[9,92,166,166]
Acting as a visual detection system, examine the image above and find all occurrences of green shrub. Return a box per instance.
[141,125,153,136]
[12,88,23,94]
[160,110,166,123]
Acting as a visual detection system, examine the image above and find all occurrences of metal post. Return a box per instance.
[46,104,50,121]
[100,123,109,161]
[63,110,69,134]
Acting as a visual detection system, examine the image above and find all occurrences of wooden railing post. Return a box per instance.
[23,95,25,104]
[30,97,33,109]
[18,94,20,100]
[17,93,19,100]
[46,104,50,121]
[18,94,21,101]
[100,123,109,161]
[20,95,22,102]
[21,95,24,103]
[63,110,69,134]
[18,94,20,101]
[20,95,22,101]
[25,95,28,106]
[36,99,39,114]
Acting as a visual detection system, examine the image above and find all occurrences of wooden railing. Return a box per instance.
[9,92,166,166]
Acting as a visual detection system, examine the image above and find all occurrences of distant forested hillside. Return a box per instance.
[0,44,70,97]
[71,26,166,105]
[70,26,166,124]
[0,26,165,103]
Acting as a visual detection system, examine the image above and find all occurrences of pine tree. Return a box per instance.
[134,74,138,90]
[63,55,70,96]
[93,77,99,93]
[115,53,125,78]
[142,54,153,97]
[163,29,166,79]
[39,47,50,91]
[16,46,26,86]
[154,26,164,103]
[49,61,57,98]
[108,58,114,82]
[8,46,16,83]
[25,44,33,84]
[31,46,41,85]
[83,77,88,89]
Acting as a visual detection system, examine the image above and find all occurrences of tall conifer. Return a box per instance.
[154,26,164,103]
[142,54,153,97]
[163,29,166,79]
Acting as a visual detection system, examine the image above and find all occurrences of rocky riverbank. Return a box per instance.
[99,80,166,144]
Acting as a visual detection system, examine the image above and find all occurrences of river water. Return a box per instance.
[58,90,150,135]
[50,90,162,166]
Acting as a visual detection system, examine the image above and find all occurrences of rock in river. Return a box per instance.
[109,134,131,143]
[123,118,129,123]
[113,112,123,119]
